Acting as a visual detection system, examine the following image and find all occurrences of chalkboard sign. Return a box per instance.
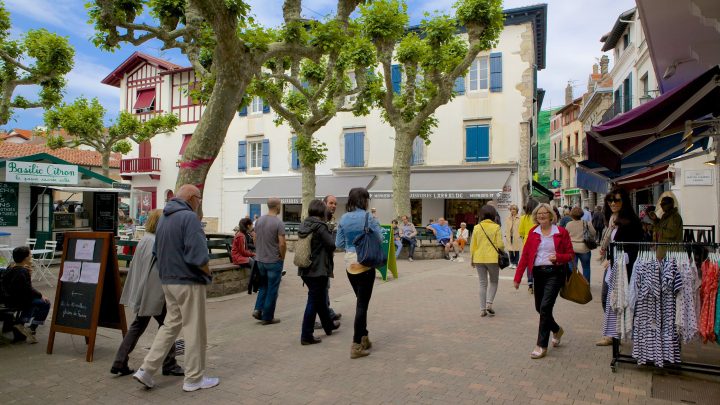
[47,232,126,362]
[0,182,19,226]
[93,192,117,233]
[54,213,75,230]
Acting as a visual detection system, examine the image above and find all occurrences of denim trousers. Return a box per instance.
[401,237,417,259]
[394,239,403,258]
[532,266,564,348]
[509,251,520,265]
[254,261,284,321]
[574,251,592,284]
[347,269,375,344]
[112,306,177,371]
[21,298,50,326]
[301,276,334,340]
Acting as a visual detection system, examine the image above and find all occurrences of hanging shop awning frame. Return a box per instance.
[243,175,375,204]
[368,170,511,199]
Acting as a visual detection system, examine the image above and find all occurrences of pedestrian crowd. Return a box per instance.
[0,183,686,393]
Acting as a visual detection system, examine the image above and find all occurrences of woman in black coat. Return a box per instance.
[297,199,340,345]
[596,187,643,346]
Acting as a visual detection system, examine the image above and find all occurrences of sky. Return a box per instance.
[4,0,636,129]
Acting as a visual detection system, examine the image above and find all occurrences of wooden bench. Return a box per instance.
[284,222,300,236]
[116,239,139,267]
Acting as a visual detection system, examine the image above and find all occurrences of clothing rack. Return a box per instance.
[608,241,720,376]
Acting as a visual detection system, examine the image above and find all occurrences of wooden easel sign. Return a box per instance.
[47,232,127,362]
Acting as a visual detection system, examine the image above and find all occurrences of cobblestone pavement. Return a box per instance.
[2,251,719,404]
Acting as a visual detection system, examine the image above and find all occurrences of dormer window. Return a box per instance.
[134,88,156,113]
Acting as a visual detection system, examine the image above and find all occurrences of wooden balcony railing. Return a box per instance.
[120,157,161,173]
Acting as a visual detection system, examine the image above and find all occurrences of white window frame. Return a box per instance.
[468,56,489,92]
[250,96,263,115]
[248,140,263,169]
[345,71,358,105]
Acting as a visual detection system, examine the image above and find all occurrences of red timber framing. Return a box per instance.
[126,63,165,122]
[167,68,204,124]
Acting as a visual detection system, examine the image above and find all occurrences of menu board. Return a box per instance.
[47,232,126,362]
[54,213,75,229]
[93,192,117,233]
[0,182,19,226]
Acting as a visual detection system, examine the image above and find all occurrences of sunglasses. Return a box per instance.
[607,197,622,203]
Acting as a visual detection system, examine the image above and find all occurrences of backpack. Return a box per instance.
[293,233,313,268]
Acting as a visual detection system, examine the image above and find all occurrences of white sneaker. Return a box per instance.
[183,376,220,392]
[408,257,413,262]
[14,324,37,344]
[456,257,465,263]
[133,368,155,389]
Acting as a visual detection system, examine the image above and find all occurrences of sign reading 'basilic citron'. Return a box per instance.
[5,161,79,185]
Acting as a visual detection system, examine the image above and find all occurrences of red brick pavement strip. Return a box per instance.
[0,252,702,404]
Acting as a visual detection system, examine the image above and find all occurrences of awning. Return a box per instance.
[369,170,510,199]
[52,186,131,195]
[243,175,374,204]
[586,65,720,174]
[531,180,554,199]
[614,165,674,191]
[576,168,609,195]
[133,90,155,110]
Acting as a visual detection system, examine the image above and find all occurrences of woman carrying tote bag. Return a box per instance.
[470,205,506,317]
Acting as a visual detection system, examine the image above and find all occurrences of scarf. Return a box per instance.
[600,213,618,253]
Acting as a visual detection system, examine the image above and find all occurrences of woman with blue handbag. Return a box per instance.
[335,187,383,359]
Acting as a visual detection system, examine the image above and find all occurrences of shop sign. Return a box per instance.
[0,182,19,226]
[554,191,561,198]
[369,191,500,199]
[684,169,712,186]
[5,161,79,185]
[550,179,561,188]
[563,188,580,196]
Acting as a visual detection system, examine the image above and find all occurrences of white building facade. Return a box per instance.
[104,5,547,232]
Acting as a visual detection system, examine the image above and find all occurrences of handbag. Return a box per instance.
[293,232,313,267]
[479,223,510,269]
[560,261,592,304]
[353,212,387,268]
[583,221,598,250]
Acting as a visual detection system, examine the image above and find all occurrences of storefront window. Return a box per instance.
[410,199,422,225]
[283,204,302,223]
[445,199,486,228]
[37,194,50,232]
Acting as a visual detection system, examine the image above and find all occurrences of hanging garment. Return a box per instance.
[699,260,719,343]
[676,258,700,343]
[602,252,621,339]
[660,259,682,365]
[715,273,720,344]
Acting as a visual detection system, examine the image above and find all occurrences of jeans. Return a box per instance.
[574,251,592,283]
[401,237,416,259]
[21,298,50,326]
[394,239,403,258]
[347,269,375,344]
[254,261,284,321]
[509,251,520,266]
[301,276,334,340]
[475,264,500,310]
[532,266,564,348]
[112,306,178,371]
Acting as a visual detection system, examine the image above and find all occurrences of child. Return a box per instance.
[2,247,51,343]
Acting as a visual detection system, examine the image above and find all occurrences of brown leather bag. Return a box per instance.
[560,262,592,304]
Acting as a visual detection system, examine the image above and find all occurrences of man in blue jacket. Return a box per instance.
[133,184,219,393]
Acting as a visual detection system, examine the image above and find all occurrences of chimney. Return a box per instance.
[600,55,609,75]
[565,82,573,105]
[592,64,599,75]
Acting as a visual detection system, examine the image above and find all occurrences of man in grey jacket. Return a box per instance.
[133,185,219,393]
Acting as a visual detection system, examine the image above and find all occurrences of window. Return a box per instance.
[179,134,192,155]
[283,204,302,223]
[640,73,649,97]
[469,56,489,91]
[614,87,622,114]
[622,33,629,50]
[465,124,490,162]
[249,140,263,169]
[250,97,263,115]
[291,136,300,170]
[623,73,632,112]
[344,131,365,167]
[133,89,156,113]
[346,71,357,104]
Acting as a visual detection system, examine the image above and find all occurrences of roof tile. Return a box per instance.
[0,143,121,168]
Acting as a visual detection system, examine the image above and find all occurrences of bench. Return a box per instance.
[0,302,24,341]
[284,222,301,236]
[116,239,139,267]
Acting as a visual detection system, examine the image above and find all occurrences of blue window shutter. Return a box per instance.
[478,125,490,161]
[453,76,465,95]
[489,52,502,92]
[262,99,270,113]
[239,106,248,116]
[237,141,247,171]
[391,64,401,94]
[249,204,261,219]
[411,137,423,165]
[355,132,364,166]
[261,139,270,171]
[465,126,478,162]
[344,133,354,166]
[291,136,299,170]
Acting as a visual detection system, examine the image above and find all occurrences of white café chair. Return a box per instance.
[25,238,37,250]
[34,240,57,287]
[134,226,146,240]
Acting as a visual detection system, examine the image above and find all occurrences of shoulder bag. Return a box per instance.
[293,232,313,268]
[479,224,510,269]
[559,261,592,304]
[353,213,387,268]
[583,221,598,250]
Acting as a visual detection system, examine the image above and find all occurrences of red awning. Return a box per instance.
[179,134,192,155]
[614,165,673,191]
[133,90,156,110]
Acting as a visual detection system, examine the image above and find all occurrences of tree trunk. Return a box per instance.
[300,161,316,220]
[392,129,414,219]
[101,152,110,178]
[175,69,246,197]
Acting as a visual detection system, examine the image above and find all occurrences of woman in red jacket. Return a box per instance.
[513,203,574,359]
[231,218,256,267]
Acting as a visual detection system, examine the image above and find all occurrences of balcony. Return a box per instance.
[559,148,581,166]
[120,157,161,180]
